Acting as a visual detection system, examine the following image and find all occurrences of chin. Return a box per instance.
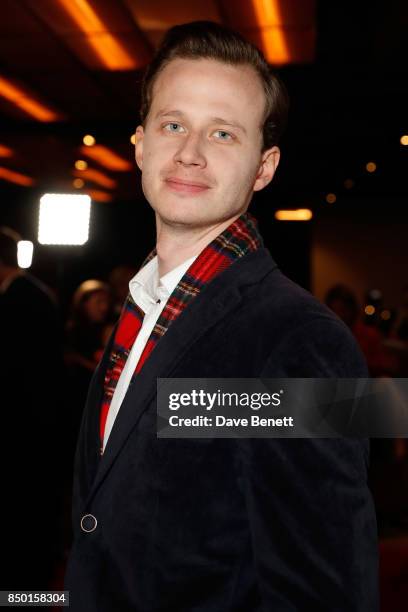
[158,211,206,228]
[153,198,209,226]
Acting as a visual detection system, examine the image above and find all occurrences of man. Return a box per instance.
[65,22,378,611]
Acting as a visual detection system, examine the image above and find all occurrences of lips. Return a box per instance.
[164,176,211,194]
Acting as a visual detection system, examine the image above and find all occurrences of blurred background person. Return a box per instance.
[0,226,64,590]
[64,279,113,441]
[391,285,408,342]
[108,264,138,316]
[384,285,408,377]
[325,284,398,377]
[325,283,408,548]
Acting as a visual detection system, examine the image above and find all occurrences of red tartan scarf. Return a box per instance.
[99,212,263,448]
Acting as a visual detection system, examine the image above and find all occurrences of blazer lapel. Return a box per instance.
[85,249,277,505]
[79,322,119,490]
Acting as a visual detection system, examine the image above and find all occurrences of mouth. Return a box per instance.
[164,177,211,195]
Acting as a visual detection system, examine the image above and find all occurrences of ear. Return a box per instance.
[253,146,280,192]
[135,125,144,171]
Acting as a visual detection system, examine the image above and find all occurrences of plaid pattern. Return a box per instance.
[99,212,263,449]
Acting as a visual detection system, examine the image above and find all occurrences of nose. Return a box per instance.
[173,133,206,168]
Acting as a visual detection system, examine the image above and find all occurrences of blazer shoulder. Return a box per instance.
[249,257,337,326]
[237,253,368,377]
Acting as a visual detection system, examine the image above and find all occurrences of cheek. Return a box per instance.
[142,143,172,177]
[140,150,159,195]
[213,151,258,191]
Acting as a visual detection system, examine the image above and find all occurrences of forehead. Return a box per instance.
[149,58,265,126]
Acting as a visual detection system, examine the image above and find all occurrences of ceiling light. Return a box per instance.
[0,75,61,122]
[80,144,132,171]
[86,189,113,203]
[0,166,35,186]
[75,159,88,171]
[275,209,313,221]
[17,240,34,269]
[74,167,116,189]
[55,0,138,70]
[83,134,96,146]
[251,0,290,63]
[325,193,336,204]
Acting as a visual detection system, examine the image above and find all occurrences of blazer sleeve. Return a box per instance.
[237,317,379,611]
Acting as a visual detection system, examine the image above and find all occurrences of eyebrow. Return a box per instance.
[155,109,247,134]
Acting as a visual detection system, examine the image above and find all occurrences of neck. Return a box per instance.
[155,214,243,277]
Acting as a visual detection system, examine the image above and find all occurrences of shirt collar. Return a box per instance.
[129,255,197,314]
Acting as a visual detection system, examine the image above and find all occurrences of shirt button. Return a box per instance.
[80,514,98,533]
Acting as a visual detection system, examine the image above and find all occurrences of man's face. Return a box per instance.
[135,58,279,229]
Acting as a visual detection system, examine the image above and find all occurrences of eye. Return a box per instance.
[213,130,233,141]
[164,122,185,133]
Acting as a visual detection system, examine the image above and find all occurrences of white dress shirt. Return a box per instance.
[102,255,196,451]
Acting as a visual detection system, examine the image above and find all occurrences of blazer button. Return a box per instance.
[80,514,97,533]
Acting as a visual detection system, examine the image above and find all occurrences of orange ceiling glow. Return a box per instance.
[0,166,35,186]
[0,76,61,122]
[251,0,290,64]
[87,189,113,202]
[74,167,117,189]
[80,144,132,171]
[0,144,14,157]
[56,0,138,70]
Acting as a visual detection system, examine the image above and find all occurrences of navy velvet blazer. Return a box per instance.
[65,249,379,611]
